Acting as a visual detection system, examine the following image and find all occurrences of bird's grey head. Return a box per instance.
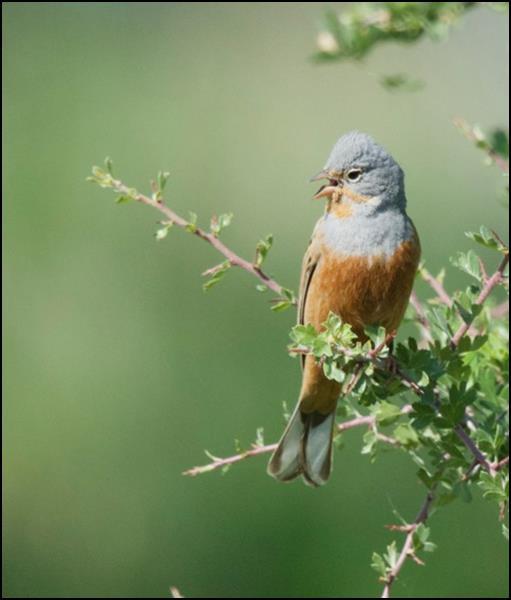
[312,131,406,211]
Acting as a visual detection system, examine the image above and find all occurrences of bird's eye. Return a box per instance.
[346,168,362,182]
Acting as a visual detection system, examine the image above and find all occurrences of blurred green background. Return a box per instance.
[3,3,509,598]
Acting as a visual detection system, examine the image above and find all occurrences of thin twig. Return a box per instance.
[478,256,490,284]
[420,268,453,306]
[451,252,509,347]
[453,117,510,174]
[342,363,365,396]
[389,362,425,397]
[107,172,507,488]
[381,450,509,597]
[381,490,435,598]
[493,456,510,471]
[95,165,508,598]
[342,332,396,395]
[409,291,433,344]
[183,442,277,477]
[183,405,413,477]
[454,424,497,477]
[462,458,481,481]
[185,272,510,479]
[112,178,292,300]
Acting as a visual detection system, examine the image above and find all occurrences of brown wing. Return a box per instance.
[297,226,322,367]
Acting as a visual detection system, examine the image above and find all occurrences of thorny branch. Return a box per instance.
[110,177,292,301]
[377,252,510,597]
[420,268,453,306]
[182,250,508,597]
[451,251,509,347]
[409,291,433,344]
[183,405,413,477]
[380,490,435,599]
[91,167,508,599]
[454,424,497,477]
[382,452,510,598]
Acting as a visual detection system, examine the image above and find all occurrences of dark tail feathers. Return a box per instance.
[267,402,336,487]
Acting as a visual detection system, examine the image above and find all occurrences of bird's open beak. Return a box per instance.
[313,184,340,200]
[309,169,329,183]
[310,169,341,200]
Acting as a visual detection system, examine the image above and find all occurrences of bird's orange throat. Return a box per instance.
[325,186,373,219]
[329,200,353,219]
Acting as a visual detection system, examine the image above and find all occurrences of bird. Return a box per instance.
[267,131,421,487]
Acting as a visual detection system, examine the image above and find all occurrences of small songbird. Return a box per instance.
[267,132,421,486]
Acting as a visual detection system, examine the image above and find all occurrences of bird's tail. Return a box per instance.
[267,401,337,487]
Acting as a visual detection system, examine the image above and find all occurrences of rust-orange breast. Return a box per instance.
[303,235,421,338]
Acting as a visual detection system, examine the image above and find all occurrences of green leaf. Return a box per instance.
[385,541,398,569]
[155,222,173,240]
[393,422,419,448]
[270,299,293,312]
[450,250,482,281]
[268,289,297,313]
[465,226,506,252]
[104,156,114,175]
[157,170,170,192]
[488,128,509,158]
[312,336,333,358]
[364,325,387,347]
[417,371,430,387]
[417,467,434,489]
[255,427,264,447]
[408,336,418,353]
[255,234,273,268]
[371,552,387,577]
[454,300,482,325]
[202,261,231,291]
[290,324,318,347]
[185,211,198,233]
[323,360,345,383]
[361,429,378,459]
[281,287,296,303]
[116,195,131,204]
[314,2,476,63]
[92,165,106,179]
[478,471,508,502]
[89,165,115,188]
[373,401,402,426]
[413,524,437,553]
[211,212,234,236]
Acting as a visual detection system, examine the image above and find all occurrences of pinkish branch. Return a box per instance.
[451,251,509,347]
[454,424,497,477]
[381,448,509,598]
[420,268,453,306]
[381,491,435,598]
[409,291,433,344]
[183,404,412,477]
[110,178,292,300]
[185,246,506,481]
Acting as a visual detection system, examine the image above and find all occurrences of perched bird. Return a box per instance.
[267,132,420,486]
